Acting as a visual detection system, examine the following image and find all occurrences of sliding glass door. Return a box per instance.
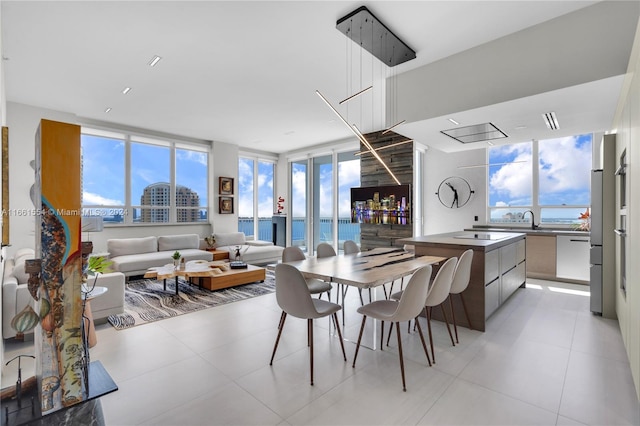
[291,160,308,250]
[313,155,333,251]
[290,150,360,254]
[338,152,360,250]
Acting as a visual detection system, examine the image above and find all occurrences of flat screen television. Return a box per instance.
[351,184,411,225]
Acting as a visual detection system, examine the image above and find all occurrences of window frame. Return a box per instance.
[81,126,210,226]
[487,135,592,228]
[237,153,277,240]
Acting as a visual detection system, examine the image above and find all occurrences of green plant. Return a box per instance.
[172,250,181,260]
[86,256,113,276]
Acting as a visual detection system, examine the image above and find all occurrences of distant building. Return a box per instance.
[140,182,200,222]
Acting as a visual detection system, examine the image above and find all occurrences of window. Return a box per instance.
[81,131,125,223]
[489,134,592,226]
[289,150,360,254]
[81,128,209,224]
[237,156,275,240]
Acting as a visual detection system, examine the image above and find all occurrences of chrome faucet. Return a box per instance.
[522,210,538,230]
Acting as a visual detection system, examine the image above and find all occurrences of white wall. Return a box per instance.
[423,147,487,235]
[6,102,77,257]
[211,141,238,234]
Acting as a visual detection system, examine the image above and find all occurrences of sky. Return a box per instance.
[289,157,360,219]
[82,135,208,212]
[489,134,592,208]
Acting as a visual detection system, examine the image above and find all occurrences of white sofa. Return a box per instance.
[108,234,213,277]
[213,232,283,265]
[2,248,125,339]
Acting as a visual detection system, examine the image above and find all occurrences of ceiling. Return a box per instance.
[2,1,636,155]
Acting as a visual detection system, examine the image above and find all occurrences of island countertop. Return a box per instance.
[399,230,527,332]
[399,231,526,251]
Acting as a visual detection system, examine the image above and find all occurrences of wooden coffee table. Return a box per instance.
[144,261,266,293]
[195,264,266,291]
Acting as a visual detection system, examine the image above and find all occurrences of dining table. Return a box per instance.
[282,247,446,349]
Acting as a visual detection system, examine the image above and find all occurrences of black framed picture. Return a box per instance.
[219,196,233,214]
[219,176,234,195]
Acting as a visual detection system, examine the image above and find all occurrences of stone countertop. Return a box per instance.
[465,226,590,237]
[399,231,525,251]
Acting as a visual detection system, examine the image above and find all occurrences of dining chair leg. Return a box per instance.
[386,321,394,347]
[395,322,407,392]
[358,288,365,305]
[440,303,456,347]
[352,315,367,368]
[414,316,432,366]
[459,293,473,331]
[426,307,435,363]
[308,318,314,386]
[270,312,287,365]
[449,295,459,344]
[277,311,286,329]
[382,284,388,300]
[332,313,347,361]
[380,320,385,350]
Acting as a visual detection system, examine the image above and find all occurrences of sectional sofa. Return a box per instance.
[212,232,283,265]
[107,234,213,277]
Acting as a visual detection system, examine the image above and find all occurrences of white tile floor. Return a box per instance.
[3,278,640,425]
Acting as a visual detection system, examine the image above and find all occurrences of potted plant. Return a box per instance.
[172,250,181,268]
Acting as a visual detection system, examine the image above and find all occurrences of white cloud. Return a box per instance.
[82,192,123,206]
[489,151,532,201]
[538,136,591,194]
[176,150,207,166]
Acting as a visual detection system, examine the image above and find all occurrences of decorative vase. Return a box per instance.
[11,305,40,340]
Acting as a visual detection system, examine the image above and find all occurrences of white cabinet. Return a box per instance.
[556,235,590,281]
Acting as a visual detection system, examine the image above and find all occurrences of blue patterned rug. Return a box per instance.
[108,271,275,330]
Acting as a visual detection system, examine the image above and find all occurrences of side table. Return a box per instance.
[206,248,230,261]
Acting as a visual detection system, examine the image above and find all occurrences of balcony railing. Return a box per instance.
[238,217,360,244]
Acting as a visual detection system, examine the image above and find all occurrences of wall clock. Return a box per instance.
[436,176,473,208]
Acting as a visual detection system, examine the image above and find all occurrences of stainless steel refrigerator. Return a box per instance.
[590,169,603,314]
[590,133,616,317]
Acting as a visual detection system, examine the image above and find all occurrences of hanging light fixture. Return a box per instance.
[316,6,415,185]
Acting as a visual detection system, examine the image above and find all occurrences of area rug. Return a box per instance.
[107,271,275,330]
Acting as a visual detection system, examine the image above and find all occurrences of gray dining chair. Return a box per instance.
[316,242,336,258]
[282,246,333,299]
[316,242,339,305]
[343,240,360,255]
[388,256,457,363]
[352,264,433,391]
[270,263,347,386]
[449,249,474,342]
[422,256,458,362]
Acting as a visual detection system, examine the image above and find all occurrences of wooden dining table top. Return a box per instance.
[282,247,446,289]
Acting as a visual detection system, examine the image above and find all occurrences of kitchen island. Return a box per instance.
[399,231,526,331]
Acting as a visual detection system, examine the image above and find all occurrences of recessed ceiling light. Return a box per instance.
[147,55,162,67]
[122,87,131,95]
[104,107,112,113]
[448,118,459,125]
[514,125,527,130]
